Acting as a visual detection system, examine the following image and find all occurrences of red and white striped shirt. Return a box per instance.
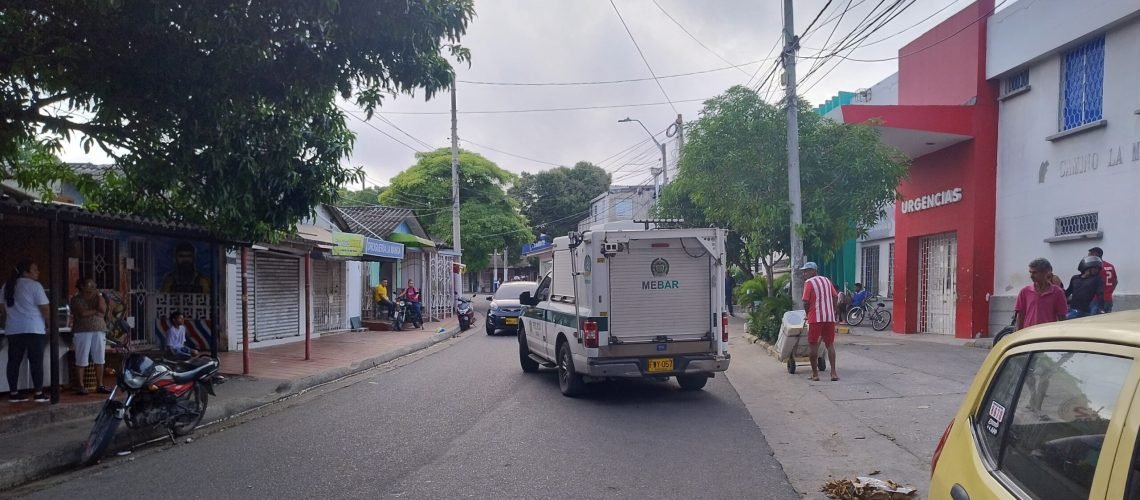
[802,275,838,324]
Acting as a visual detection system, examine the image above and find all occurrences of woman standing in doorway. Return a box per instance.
[1,259,51,402]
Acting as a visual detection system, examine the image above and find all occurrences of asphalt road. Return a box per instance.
[20,304,796,499]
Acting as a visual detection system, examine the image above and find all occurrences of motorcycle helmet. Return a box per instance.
[1078,255,1103,273]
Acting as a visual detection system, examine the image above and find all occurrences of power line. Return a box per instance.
[803,0,854,81]
[650,0,754,78]
[460,139,564,168]
[802,0,963,52]
[375,113,435,150]
[456,60,771,87]
[800,0,1007,63]
[375,97,708,116]
[338,104,424,153]
[801,0,836,36]
[609,0,679,115]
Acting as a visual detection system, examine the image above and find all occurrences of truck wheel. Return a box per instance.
[519,329,539,373]
[676,375,709,391]
[557,341,586,397]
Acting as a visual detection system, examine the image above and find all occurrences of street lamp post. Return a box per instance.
[618,117,667,185]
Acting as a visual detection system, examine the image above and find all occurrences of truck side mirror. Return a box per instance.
[518,291,535,306]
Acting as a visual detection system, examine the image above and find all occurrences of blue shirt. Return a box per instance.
[1,277,49,334]
[852,289,870,307]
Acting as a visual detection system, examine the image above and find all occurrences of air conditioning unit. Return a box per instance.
[855,88,872,103]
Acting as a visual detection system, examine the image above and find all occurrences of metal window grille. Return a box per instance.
[1002,70,1029,96]
[1060,36,1104,130]
[887,243,895,299]
[80,236,120,290]
[1054,212,1098,236]
[861,246,880,296]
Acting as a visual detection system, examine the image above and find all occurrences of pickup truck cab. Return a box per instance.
[516,222,730,396]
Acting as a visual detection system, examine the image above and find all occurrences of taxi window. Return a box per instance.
[974,353,1030,461]
[997,352,1131,500]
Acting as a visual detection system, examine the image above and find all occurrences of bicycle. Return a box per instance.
[846,297,892,331]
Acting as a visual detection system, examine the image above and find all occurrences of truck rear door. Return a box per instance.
[608,238,713,344]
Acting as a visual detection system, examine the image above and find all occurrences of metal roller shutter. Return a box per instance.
[254,253,301,341]
[609,247,712,342]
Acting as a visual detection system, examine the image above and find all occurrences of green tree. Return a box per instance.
[509,161,610,239]
[380,148,530,272]
[0,1,474,242]
[337,185,386,205]
[659,85,908,296]
[0,139,74,200]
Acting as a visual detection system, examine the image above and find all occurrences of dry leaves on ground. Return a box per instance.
[821,476,917,500]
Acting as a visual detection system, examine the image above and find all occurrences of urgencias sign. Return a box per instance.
[901,187,963,214]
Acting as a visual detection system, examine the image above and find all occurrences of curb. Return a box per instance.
[0,325,463,491]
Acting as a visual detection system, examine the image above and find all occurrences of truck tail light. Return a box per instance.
[931,419,954,477]
[721,312,728,342]
[583,320,599,348]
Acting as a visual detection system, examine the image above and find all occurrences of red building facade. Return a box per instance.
[841,0,999,338]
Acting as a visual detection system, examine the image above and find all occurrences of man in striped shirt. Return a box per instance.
[801,262,839,382]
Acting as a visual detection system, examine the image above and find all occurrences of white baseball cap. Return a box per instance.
[799,262,819,271]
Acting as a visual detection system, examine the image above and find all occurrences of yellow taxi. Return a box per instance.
[930,310,1140,499]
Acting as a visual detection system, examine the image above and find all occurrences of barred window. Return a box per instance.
[1002,70,1029,96]
[1055,212,1098,236]
[1060,36,1104,130]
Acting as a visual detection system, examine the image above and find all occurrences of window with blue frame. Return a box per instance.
[1060,36,1104,131]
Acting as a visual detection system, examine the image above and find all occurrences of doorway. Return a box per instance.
[919,232,957,335]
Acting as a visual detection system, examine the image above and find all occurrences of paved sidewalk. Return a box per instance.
[0,317,462,490]
[725,316,990,499]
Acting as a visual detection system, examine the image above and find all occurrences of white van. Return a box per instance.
[517,222,730,396]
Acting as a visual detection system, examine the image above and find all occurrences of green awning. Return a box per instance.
[387,232,436,248]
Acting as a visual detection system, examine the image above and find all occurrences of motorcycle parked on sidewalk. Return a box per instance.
[81,338,224,466]
[392,299,423,331]
[456,296,475,331]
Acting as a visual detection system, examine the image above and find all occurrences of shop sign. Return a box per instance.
[332,232,365,257]
[900,187,963,214]
[332,232,405,259]
[364,238,404,259]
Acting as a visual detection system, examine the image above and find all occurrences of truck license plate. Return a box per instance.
[504,317,518,325]
[648,358,673,372]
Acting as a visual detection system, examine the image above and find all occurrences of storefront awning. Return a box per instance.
[840,104,975,158]
[297,224,336,250]
[386,232,436,248]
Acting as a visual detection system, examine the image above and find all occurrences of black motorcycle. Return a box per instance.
[81,338,224,466]
[392,299,423,331]
[456,296,474,331]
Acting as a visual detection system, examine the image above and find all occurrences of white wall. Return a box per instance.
[988,0,1140,78]
[990,13,1140,329]
[346,261,363,323]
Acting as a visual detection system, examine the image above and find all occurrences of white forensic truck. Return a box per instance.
[516,221,730,396]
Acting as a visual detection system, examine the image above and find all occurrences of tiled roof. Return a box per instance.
[330,205,428,239]
[67,163,117,179]
[0,198,220,240]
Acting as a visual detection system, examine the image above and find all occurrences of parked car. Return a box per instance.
[930,310,1140,500]
[485,281,535,336]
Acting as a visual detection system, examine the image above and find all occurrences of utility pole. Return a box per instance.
[783,0,805,310]
[502,246,508,283]
[450,81,462,257]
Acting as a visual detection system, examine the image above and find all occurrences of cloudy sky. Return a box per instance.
[61,0,976,190]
